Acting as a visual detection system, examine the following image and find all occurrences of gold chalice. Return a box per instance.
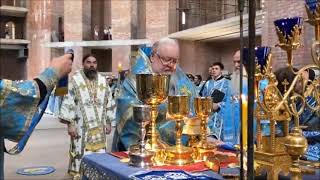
[194,97,216,161]
[128,104,154,168]
[136,74,170,160]
[164,95,194,165]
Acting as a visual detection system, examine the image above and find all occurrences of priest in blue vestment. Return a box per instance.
[0,54,73,179]
[112,38,197,151]
[200,62,233,143]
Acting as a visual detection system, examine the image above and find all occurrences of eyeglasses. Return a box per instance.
[156,53,178,66]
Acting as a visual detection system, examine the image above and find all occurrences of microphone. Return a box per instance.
[54,48,74,96]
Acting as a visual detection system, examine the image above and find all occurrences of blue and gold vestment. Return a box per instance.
[112,46,197,151]
[0,68,59,179]
[200,76,233,143]
[298,96,320,161]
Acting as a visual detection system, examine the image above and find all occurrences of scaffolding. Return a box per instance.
[178,0,261,31]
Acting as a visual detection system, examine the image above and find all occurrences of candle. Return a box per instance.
[117,63,122,72]
[241,94,248,150]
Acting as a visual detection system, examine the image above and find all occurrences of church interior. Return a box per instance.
[0,0,319,180]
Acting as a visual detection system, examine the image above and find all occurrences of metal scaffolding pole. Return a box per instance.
[247,0,256,179]
[238,0,245,179]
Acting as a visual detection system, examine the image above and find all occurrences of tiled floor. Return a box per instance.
[4,115,115,180]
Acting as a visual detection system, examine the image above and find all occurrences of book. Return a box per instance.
[211,89,225,103]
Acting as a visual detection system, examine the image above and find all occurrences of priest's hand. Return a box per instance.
[50,54,73,79]
[67,124,78,138]
[212,103,220,111]
[105,122,112,134]
[207,136,224,146]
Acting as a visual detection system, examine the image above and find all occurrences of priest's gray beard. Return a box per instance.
[230,69,240,96]
[84,69,97,80]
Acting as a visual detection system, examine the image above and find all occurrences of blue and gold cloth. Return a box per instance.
[299,96,320,161]
[0,68,59,154]
[131,170,220,180]
[0,68,59,179]
[80,153,223,180]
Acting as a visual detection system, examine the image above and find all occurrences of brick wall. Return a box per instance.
[261,0,313,70]
[179,40,221,79]
[0,49,26,80]
[179,37,261,78]
[146,0,169,42]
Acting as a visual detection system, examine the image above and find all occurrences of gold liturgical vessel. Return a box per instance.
[253,1,320,178]
[164,95,194,165]
[128,105,154,168]
[135,74,170,161]
[194,97,215,161]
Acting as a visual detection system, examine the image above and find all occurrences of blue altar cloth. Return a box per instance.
[80,153,224,180]
[80,153,320,180]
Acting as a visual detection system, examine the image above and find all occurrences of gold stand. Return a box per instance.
[194,97,216,161]
[145,105,167,150]
[253,3,320,180]
[284,127,308,180]
[128,105,154,168]
[135,74,170,164]
[164,95,194,165]
[255,151,291,180]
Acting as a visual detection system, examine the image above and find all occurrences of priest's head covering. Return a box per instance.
[131,45,153,74]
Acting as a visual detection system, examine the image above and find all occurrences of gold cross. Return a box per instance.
[79,83,87,90]
[282,79,289,93]
[98,83,106,91]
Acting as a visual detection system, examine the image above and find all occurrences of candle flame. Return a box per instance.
[118,63,122,71]
[241,94,247,102]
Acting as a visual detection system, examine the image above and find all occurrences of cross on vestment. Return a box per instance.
[98,83,105,92]
[79,82,98,104]
[282,79,289,93]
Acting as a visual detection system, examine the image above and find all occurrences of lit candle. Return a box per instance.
[117,63,122,72]
[241,94,248,150]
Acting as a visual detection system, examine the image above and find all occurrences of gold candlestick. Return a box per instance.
[164,95,194,165]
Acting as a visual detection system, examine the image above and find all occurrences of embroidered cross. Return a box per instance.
[98,83,105,91]
[282,79,289,93]
[79,83,87,90]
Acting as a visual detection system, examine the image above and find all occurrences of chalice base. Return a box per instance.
[196,141,216,150]
[145,137,168,151]
[128,146,154,168]
[144,138,168,165]
[164,146,194,166]
[194,146,216,161]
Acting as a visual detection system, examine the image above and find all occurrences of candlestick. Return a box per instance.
[241,94,248,150]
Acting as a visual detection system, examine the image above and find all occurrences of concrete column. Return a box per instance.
[26,0,53,79]
[111,0,131,74]
[64,0,91,72]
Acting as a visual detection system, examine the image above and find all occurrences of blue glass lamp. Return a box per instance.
[305,0,318,14]
[274,17,303,47]
[243,47,271,74]
[274,17,303,68]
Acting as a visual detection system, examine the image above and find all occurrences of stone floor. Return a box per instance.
[4,114,115,180]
